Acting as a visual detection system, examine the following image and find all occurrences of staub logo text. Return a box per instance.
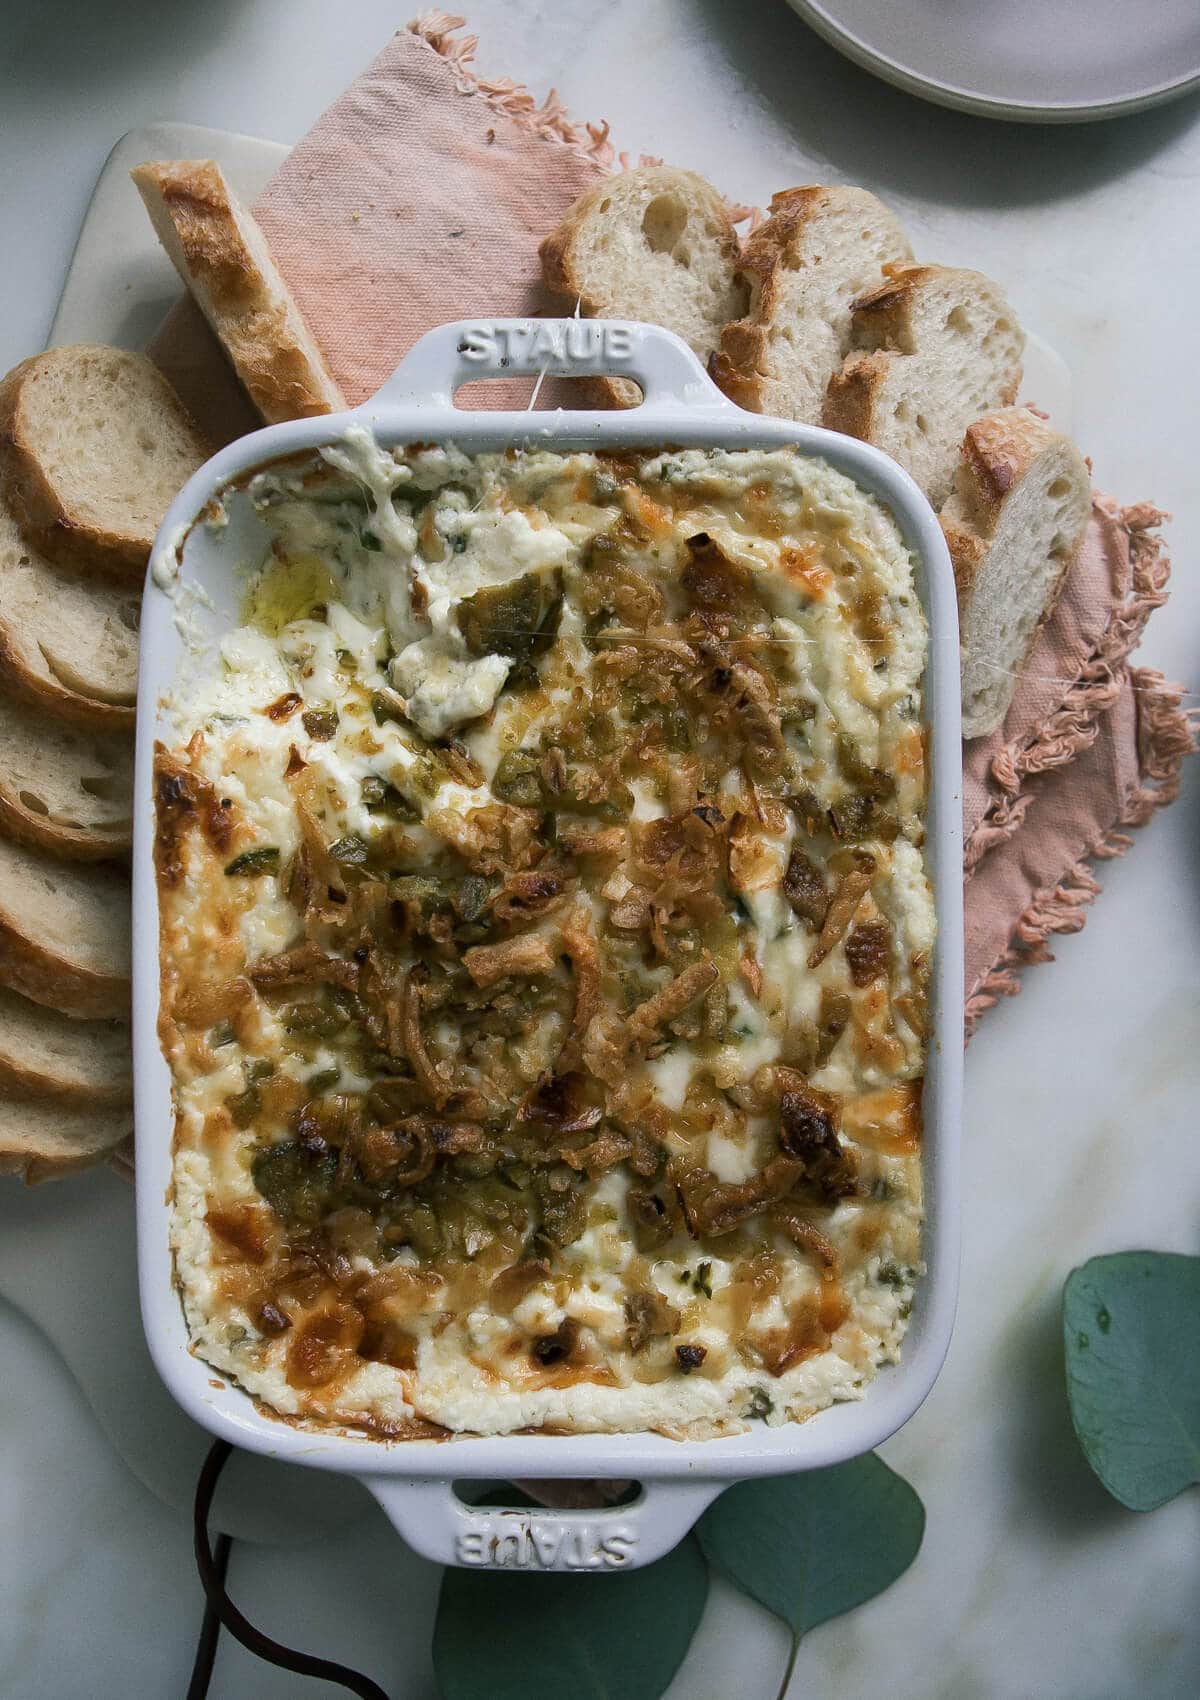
[457,321,635,368]
[456,1516,637,1570]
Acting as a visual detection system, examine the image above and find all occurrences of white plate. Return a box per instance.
[786,0,1200,122]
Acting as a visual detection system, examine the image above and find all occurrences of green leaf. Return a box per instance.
[696,1454,924,1645]
[1063,1250,1200,1510]
[433,1528,708,1700]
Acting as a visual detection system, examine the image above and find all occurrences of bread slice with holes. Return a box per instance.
[540,166,748,406]
[824,265,1025,506]
[0,835,129,1018]
[132,159,345,424]
[0,497,138,727]
[940,409,1092,740]
[0,346,208,582]
[0,695,132,861]
[0,985,130,1105]
[710,186,912,420]
[0,1095,131,1182]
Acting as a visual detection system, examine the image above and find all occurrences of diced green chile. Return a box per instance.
[783,847,828,930]
[492,750,543,807]
[252,1139,338,1226]
[224,848,280,876]
[227,1087,262,1128]
[361,776,420,820]
[629,1188,674,1252]
[282,1001,346,1038]
[456,569,563,664]
[816,989,851,1065]
[328,834,370,865]
[454,875,491,922]
[371,690,408,726]
[391,874,447,911]
[301,710,338,741]
[531,1168,587,1247]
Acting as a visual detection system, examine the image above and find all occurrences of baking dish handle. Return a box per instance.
[361,1475,727,1572]
[365,318,740,414]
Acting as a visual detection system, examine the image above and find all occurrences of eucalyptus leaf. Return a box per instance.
[1063,1250,1200,1511]
[433,1528,708,1700]
[697,1454,924,1660]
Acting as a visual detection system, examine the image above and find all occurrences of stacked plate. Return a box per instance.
[786,0,1200,122]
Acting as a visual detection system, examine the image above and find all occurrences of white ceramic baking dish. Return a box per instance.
[134,319,963,1573]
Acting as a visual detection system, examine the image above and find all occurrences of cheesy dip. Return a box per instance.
[156,432,933,1440]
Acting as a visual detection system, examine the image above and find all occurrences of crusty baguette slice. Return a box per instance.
[0,986,130,1105]
[940,409,1092,741]
[540,166,748,407]
[0,346,207,582]
[824,264,1025,507]
[0,497,137,727]
[0,695,132,861]
[710,186,912,420]
[0,1096,131,1183]
[132,159,345,424]
[0,834,130,1018]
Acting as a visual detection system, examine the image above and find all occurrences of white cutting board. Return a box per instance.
[47,122,288,349]
[5,122,1073,1546]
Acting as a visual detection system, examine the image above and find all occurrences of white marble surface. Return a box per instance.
[2,2,1199,1696]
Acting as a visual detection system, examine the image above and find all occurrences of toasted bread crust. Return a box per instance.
[0,621,136,731]
[540,167,743,411]
[0,914,129,1021]
[943,409,1080,615]
[0,1048,130,1106]
[0,1101,131,1183]
[0,989,131,1107]
[957,408,1060,514]
[943,408,1091,739]
[846,266,923,338]
[711,187,829,411]
[843,264,1022,406]
[821,351,887,437]
[939,512,988,607]
[132,159,345,423]
[0,790,130,862]
[712,187,911,415]
[0,353,203,582]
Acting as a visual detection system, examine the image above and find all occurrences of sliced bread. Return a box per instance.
[0,834,130,1018]
[132,159,345,424]
[941,409,1092,741]
[0,346,208,582]
[710,185,912,420]
[0,986,130,1105]
[0,695,132,861]
[0,497,137,727]
[0,1096,131,1183]
[540,165,748,407]
[824,264,1026,506]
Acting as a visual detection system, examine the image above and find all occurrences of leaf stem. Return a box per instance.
[774,1630,801,1700]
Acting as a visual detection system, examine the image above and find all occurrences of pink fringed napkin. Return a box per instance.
[962,499,1193,1028]
[148,13,1194,1034]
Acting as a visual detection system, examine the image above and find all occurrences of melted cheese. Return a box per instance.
[160,441,933,1442]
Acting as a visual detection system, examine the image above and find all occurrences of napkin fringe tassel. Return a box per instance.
[409,11,621,168]
[965,500,1172,874]
[965,665,1197,1035]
